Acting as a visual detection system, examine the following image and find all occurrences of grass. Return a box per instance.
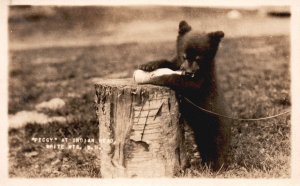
[8,35,290,178]
[8,6,290,178]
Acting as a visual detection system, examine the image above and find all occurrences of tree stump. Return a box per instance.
[94,78,187,178]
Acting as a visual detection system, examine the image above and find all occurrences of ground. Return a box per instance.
[8,6,290,178]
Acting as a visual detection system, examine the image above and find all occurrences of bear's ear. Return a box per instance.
[178,20,192,35]
[208,31,225,42]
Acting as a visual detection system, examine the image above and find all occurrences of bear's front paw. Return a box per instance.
[138,63,159,72]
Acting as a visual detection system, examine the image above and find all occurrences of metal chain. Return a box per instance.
[183,97,291,121]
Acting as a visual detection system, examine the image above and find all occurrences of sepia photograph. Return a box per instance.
[2,0,299,183]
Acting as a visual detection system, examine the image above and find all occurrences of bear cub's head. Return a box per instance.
[177,20,224,76]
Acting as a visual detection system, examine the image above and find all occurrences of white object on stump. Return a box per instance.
[133,68,184,84]
[94,78,187,178]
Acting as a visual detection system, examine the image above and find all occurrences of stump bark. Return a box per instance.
[94,78,187,178]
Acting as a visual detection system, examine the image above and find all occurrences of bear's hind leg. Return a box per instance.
[193,122,226,171]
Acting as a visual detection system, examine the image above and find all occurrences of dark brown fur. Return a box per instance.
[138,20,231,170]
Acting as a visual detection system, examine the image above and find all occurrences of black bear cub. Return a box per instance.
[138,20,231,171]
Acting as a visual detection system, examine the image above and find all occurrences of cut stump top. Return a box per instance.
[94,78,172,91]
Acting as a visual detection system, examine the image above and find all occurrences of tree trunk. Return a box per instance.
[94,78,187,178]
